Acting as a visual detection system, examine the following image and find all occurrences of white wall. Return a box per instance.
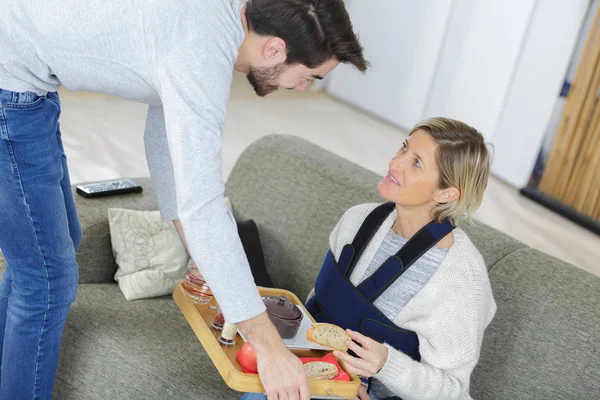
[327,0,589,188]
[327,0,454,130]
[423,0,536,140]
[490,0,588,187]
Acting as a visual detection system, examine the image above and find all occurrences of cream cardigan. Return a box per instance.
[322,203,496,400]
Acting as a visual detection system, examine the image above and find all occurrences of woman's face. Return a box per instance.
[377,129,443,209]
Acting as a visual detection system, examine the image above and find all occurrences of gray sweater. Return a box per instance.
[0,0,266,323]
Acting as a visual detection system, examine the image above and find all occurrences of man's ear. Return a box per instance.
[262,37,287,62]
[435,187,460,204]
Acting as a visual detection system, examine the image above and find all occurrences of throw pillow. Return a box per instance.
[108,198,273,299]
[237,219,273,287]
[109,208,189,300]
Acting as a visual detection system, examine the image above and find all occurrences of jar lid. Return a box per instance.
[263,296,302,321]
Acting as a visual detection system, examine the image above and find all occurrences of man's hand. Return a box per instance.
[333,329,389,378]
[238,313,310,400]
[352,385,371,400]
[256,342,309,400]
[175,219,309,397]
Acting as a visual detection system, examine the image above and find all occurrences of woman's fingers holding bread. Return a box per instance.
[340,360,374,378]
[346,330,389,374]
[344,337,376,364]
[346,329,375,349]
[332,349,362,371]
[332,350,377,377]
[332,349,352,364]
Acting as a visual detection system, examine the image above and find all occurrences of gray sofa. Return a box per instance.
[0,135,598,399]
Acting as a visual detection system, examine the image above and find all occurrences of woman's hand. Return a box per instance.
[351,385,371,400]
[333,329,388,378]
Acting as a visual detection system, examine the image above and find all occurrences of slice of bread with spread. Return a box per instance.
[303,361,338,380]
[306,323,350,352]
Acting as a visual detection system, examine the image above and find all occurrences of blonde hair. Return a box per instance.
[409,117,491,225]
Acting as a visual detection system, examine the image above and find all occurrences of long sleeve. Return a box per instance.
[154,41,265,323]
[144,105,178,222]
[375,344,474,400]
[372,255,490,400]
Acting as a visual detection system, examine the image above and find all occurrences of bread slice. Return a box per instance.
[303,361,338,380]
[306,323,350,351]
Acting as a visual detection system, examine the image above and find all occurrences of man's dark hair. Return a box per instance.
[245,0,368,72]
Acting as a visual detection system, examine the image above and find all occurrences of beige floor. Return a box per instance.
[56,72,600,277]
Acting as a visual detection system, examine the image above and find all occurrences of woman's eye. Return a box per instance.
[415,159,421,168]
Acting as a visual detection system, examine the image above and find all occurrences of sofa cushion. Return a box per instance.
[55,284,238,400]
[471,247,600,399]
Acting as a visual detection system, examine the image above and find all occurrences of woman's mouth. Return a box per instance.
[386,171,400,186]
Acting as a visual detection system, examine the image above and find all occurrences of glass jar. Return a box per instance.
[182,262,213,304]
[218,322,237,346]
[211,304,225,330]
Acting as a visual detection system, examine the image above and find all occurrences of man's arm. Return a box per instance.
[172,220,307,397]
[156,42,309,399]
[144,105,178,223]
[173,216,308,399]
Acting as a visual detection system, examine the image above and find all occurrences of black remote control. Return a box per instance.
[76,179,143,198]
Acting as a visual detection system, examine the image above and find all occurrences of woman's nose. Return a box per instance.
[389,155,407,170]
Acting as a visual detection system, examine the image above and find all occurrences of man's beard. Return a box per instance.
[247,63,284,97]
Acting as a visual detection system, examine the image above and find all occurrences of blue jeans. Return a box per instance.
[240,394,267,400]
[0,89,80,399]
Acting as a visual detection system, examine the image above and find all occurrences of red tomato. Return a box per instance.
[238,342,258,373]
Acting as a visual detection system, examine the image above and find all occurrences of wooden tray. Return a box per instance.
[173,281,361,398]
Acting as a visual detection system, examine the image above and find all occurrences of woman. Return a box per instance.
[243,117,496,400]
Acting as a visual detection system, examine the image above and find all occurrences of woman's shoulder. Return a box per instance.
[431,228,494,313]
[450,228,487,272]
[441,228,496,318]
[404,229,496,367]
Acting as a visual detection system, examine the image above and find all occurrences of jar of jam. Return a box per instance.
[182,262,213,304]
[211,304,225,330]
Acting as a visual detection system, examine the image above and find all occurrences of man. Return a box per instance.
[0,0,367,399]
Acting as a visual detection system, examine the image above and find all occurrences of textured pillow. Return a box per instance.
[109,208,189,300]
[108,199,270,300]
